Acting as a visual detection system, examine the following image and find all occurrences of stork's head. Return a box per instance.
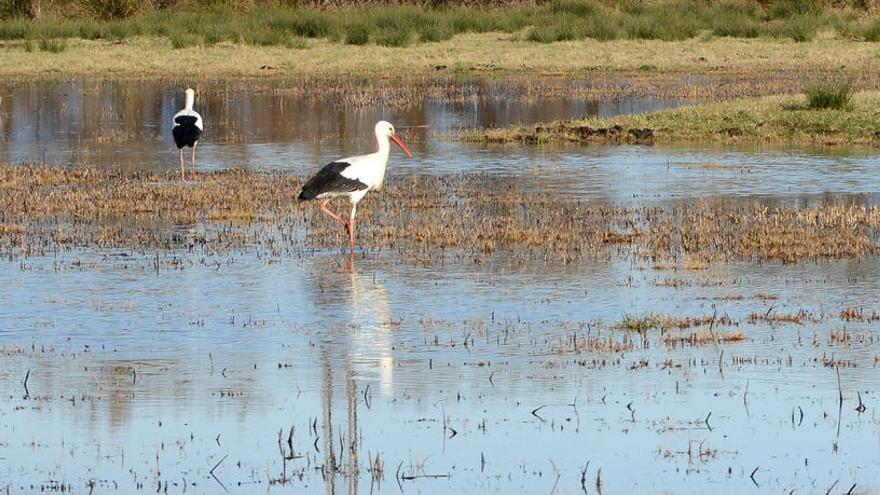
[376,120,413,157]
[185,87,195,98]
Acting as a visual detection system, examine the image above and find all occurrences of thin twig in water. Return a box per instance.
[532,405,547,423]
[836,365,844,438]
[395,461,404,493]
[23,370,30,399]
[825,479,839,495]
[750,466,759,487]
[549,457,560,495]
[580,461,590,494]
[209,454,229,492]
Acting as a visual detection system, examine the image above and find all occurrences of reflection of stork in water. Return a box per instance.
[314,264,395,492]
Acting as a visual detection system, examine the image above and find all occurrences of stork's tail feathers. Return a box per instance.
[298,188,317,201]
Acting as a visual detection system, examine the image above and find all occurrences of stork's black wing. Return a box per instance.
[298,162,368,200]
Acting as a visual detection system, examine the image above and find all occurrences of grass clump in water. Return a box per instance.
[617,313,672,332]
[804,80,854,110]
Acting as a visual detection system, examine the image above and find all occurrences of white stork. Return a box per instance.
[299,120,413,258]
[172,88,203,180]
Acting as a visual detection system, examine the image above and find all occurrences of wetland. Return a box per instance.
[1,76,880,494]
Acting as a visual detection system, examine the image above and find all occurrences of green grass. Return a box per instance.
[1,0,878,47]
[38,37,67,52]
[804,80,854,111]
[854,17,880,41]
[169,31,199,49]
[768,14,819,42]
[463,91,880,146]
[375,27,410,47]
[344,23,370,45]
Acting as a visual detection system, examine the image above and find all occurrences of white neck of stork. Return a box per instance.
[374,120,412,157]
[369,120,412,190]
[184,88,195,111]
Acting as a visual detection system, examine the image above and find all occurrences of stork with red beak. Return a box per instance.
[299,121,413,259]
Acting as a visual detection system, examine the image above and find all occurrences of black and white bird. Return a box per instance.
[172,88,203,180]
[299,121,413,258]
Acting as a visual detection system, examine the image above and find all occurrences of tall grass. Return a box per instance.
[0,0,878,46]
[804,80,854,111]
[38,37,67,52]
[79,0,146,20]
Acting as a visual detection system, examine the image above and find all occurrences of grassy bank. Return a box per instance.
[463,91,880,146]
[4,1,880,50]
[4,33,880,80]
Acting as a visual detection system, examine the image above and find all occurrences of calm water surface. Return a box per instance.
[0,80,879,494]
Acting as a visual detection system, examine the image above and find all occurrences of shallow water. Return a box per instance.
[1,80,879,494]
[3,80,879,207]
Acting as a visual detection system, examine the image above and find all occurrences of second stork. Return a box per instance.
[172,88,203,180]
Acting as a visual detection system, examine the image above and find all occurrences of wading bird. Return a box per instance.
[299,121,413,260]
[172,88,203,180]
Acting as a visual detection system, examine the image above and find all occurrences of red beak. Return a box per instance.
[391,134,413,157]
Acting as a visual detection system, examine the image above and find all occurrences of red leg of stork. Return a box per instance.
[178,149,185,181]
[347,204,357,259]
[319,199,348,226]
[191,142,197,179]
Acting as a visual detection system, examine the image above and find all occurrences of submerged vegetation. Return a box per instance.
[465,91,880,146]
[2,0,880,48]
